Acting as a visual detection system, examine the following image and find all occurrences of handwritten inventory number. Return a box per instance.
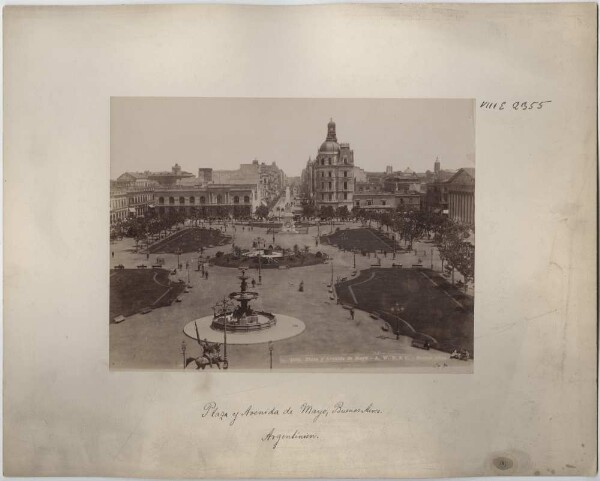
[480,100,552,111]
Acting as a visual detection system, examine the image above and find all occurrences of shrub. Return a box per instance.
[215,251,224,258]
[315,251,323,258]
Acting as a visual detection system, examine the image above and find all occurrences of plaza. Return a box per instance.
[110,217,473,372]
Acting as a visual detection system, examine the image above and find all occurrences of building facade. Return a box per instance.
[303,119,355,210]
[110,184,156,223]
[154,183,259,218]
[353,190,423,212]
[447,168,475,226]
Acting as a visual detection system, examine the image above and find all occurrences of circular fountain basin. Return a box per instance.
[183,314,306,345]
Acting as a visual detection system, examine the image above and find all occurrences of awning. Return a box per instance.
[148,204,156,208]
[128,208,136,213]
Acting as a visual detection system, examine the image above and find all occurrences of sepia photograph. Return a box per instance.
[110,98,476,372]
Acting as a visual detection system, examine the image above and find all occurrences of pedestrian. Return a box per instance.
[146,252,149,260]
[111,251,114,258]
[350,308,355,320]
[205,271,209,280]
[251,278,256,288]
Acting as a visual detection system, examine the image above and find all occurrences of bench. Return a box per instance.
[137,264,148,269]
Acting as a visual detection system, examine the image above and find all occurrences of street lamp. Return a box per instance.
[268,341,273,370]
[390,302,404,341]
[353,249,357,269]
[257,252,262,285]
[181,340,187,369]
[176,248,183,270]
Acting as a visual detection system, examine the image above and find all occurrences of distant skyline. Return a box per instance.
[111,98,475,179]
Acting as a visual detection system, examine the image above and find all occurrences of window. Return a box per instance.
[217,194,223,204]
[189,196,195,204]
[344,193,348,200]
[382,200,386,206]
[344,182,347,190]
[355,201,360,206]
[328,182,332,190]
[200,196,206,204]
[244,195,250,203]
[321,159,325,166]
[179,197,185,204]
[169,197,175,204]
[367,200,372,206]
[159,197,164,204]
[234,196,240,204]
[329,193,333,201]
[321,182,325,190]
[343,157,348,164]
[328,171,332,177]
[343,171,348,177]
[328,159,332,165]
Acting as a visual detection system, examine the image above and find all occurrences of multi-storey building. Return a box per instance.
[110,185,156,223]
[447,168,475,226]
[353,190,423,212]
[110,188,129,223]
[303,119,355,210]
[154,183,259,218]
[257,160,285,205]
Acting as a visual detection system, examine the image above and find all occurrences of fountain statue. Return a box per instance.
[210,268,277,333]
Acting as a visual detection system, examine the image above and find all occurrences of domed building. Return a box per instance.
[309,119,355,210]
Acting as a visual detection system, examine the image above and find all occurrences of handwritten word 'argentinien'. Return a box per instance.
[261,428,319,449]
[479,100,552,111]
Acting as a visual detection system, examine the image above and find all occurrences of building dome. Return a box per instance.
[319,140,340,153]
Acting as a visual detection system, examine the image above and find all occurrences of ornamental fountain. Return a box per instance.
[210,268,277,333]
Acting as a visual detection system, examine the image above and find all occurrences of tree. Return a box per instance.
[302,203,316,219]
[336,205,350,220]
[255,205,269,219]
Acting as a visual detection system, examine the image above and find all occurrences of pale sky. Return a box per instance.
[111,98,475,179]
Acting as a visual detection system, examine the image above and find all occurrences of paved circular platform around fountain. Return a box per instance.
[183,314,306,344]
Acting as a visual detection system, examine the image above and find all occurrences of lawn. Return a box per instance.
[322,228,401,253]
[335,267,474,355]
[109,268,186,321]
[149,227,230,254]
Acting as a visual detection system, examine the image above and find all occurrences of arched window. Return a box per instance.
[217,194,223,204]
[179,197,185,204]
[343,157,348,164]
[200,196,206,204]
[189,196,195,204]
[244,195,250,203]
[169,197,175,204]
[321,159,325,166]
[233,196,240,204]
[158,197,164,204]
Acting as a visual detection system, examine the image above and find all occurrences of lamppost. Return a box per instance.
[353,249,357,269]
[181,340,187,369]
[268,341,273,370]
[223,307,228,367]
[431,247,434,270]
[176,248,182,270]
[257,252,262,285]
[390,302,404,341]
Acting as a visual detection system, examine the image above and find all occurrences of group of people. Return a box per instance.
[450,349,471,361]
